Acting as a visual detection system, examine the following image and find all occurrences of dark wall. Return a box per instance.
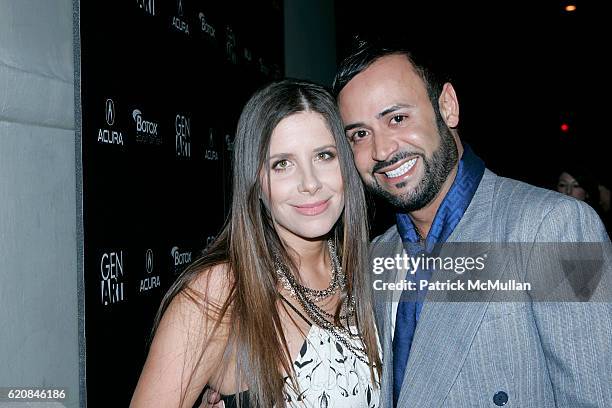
[79,1,283,406]
[284,0,336,86]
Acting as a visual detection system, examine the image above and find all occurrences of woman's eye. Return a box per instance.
[317,151,335,161]
[273,159,290,170]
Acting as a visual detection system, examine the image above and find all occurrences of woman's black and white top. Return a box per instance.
[280,323,380,407]
[216,298,380,408]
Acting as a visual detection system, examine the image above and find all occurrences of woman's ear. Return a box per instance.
[438,82,459,128]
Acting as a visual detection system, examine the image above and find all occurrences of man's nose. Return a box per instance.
[372,133,399,162]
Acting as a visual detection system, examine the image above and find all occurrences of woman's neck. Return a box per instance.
[281,236,332,291]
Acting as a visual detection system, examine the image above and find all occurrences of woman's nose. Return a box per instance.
[298,166,322,194]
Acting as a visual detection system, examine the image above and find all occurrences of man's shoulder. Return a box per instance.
[485,171,607,241]
[491,172,588,215]
[490,171,560,204]
[370,224,400,247]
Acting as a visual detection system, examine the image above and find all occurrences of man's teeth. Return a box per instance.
[385,158,417,178]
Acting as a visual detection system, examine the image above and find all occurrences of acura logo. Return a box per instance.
[105,98,115,126]
[145,249,153,274]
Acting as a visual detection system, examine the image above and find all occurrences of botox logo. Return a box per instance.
[171,0,189,34]
[198,13,216,39]
[132,108,161,145]
[171,246,192,274]
[100,251,126,306]
[98,98,124,146]
[175,114,191,158]
[140,248,160,292]
[137,0,155,16]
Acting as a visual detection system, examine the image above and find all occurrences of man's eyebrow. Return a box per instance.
[344,122,365,133]
[377,104,413,119]
[344,104,415,132]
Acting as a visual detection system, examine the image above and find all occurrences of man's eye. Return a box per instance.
[350,130,368,141]
[391,115,406,124]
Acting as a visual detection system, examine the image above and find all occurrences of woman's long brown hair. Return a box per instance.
[151,79,381,407]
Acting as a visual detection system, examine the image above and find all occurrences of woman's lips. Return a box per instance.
[293,199,330,216]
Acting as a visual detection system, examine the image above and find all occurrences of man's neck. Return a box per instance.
[409,163,460,239]
[408,137,464,238]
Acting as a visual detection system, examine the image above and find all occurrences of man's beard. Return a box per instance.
[366,115,459,212]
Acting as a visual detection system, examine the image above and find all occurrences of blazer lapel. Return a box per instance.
[373,233,405,408]
[396,170,505,407]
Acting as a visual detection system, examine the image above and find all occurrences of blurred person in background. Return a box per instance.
[556,165,610,236]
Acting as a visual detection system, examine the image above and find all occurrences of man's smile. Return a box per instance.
[375,156,420,184]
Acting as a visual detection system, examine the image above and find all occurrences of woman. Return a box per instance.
[556,167,601,210]
[131,79,381,408]
[556,168,611,235]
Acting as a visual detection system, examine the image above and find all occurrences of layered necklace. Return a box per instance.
[274,239,368,364]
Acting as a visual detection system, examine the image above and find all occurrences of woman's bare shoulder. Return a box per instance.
[184,262,233,307]
[130,262,234,407]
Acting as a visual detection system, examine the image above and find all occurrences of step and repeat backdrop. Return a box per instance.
[79,0,283,405]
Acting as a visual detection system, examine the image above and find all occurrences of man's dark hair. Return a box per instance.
[332,37,450,107]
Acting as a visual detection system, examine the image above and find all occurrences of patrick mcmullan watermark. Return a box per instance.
[369,242,612,303]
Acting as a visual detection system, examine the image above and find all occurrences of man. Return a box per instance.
[333,41,611,407]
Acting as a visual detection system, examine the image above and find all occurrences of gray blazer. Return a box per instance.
[371,169,612,407]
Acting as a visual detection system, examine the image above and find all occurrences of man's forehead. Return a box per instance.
[349,55,419,86]
[338,55,426,115]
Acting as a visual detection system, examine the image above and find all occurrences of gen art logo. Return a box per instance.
[100,250,126,306]
[175,114,191,158]
[137,0,155,16]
